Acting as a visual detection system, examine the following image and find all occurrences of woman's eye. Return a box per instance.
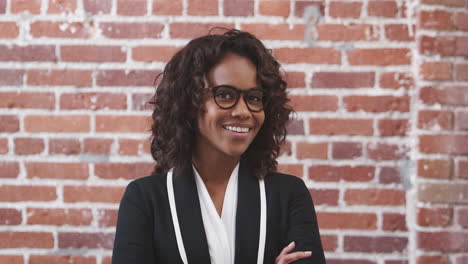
[216,92,233,100]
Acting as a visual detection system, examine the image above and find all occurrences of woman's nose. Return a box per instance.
[231,96,251,118]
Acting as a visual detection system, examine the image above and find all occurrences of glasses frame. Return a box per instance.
[211,85,269,113]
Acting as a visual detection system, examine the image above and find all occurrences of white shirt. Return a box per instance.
[193,163,239,264]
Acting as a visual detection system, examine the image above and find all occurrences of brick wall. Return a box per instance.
[0,0,466,263]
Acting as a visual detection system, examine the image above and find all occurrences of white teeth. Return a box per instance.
[224,126,250,133]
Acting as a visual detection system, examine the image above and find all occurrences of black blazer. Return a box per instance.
[112,162,326,264]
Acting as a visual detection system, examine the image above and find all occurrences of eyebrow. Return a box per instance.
[213,84,262,90]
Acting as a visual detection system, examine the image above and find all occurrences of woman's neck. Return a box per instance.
[192,149,240,184]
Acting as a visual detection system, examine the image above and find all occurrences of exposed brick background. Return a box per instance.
[0,0,466,263]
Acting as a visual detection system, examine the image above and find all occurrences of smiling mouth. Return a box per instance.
[223,125,251,133]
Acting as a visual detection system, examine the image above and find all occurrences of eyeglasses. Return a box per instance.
[211,85,269,113]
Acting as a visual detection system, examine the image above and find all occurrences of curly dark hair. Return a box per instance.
[149,28,292,178]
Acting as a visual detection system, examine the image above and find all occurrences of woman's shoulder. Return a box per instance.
[265,171,307,191]
[123,172,168,200]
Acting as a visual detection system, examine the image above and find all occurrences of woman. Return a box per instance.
[112,29,326,264]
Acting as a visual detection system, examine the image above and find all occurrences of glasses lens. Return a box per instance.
[214,86,237,108]
[246,89,265,111]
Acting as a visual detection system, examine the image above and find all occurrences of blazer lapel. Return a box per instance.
[235,162,261,264]
[173,166,211,264]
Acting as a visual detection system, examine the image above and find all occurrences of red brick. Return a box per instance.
[83,0,112,14]
[417,207,452,227]
[61,45,126,62]
[420,10,454,30]
[49,138,81,155]
[455,111,468,130]
[289,95,338,111]
[0,208,22,225]
[224,0,254,16]
[417,256,450,264]
[102,256,112,264]
[309,166,374,182]
[0,162,19,178]
[259,0,289,17]
[117,0,146,15]
[60,93,127,110]
[317,212,376,230]
[95,115,151,133]
[280,140,292,157]
[0,255,23,263]
[329,1,362,18]
[328,259,375,264]
[274,47,341,64]
[118,138,150,156]
[380,72,414,89]
[418,159,452,179]
[455,63,468,81]
[188,0,217,15]
[27,208,92,226]
[284,72,305,88]
[26,162,89,179]
[100,22,163,39]
[58,232,114,249]
[457,160,468,179]
[317,24,379,41]
[348,48,411,65]
[241,24,305,41]
[25,115,90,132]
[0,45,56,61]
[0,232,54,248]
[418,110,453,130]
[0,69,24,86]
[83,138,113,154]
[457,208,468,228]
[312,72,374,88]
[344,96,410,113]
[169,23,234,39]
[96,70,157,87]
[63,186,125,203]
[95,162,153,179]
[378,119,408,136]
[277,164,303,178]
[345,189,405,205]
[295,1,324,18]
[420,35,468,56]
[28,69,92,86]
[0,185,57,202]
[383,213,407,231]
[296,142,328,159]
[368,0,397,18]
[31,21,92,38]
[11,0,41,14]
[385,24,415,41]
[419,183,468,203]
[152,0,182,15]
[310,118,373,136]
[421,86,468,106]
[321,235,338,252]
[0,138,7,154]
[132,93,153,111]
[14,137,44,155]
[48,0,77,14]
[0,22,19,38]
[418,232,468,252]
[420,62,452,81]
[132,46,179,63]
[332,142,362,159]
[456,256,468,264]
[344,236,407,253]
[97,209,118,227]
[309,189,339,206]
[30,255,96,264]
[420,135,468,155]
[0,0,6,13]
[454,11,468,31]
[379,167,401,184]
[0,115,19,132]
[367,143,408,160]
[286,119,305,135]
[421,0,467,7]
[0,92,54,109]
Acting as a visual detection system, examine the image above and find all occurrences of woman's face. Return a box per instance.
[195,53,265,160]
